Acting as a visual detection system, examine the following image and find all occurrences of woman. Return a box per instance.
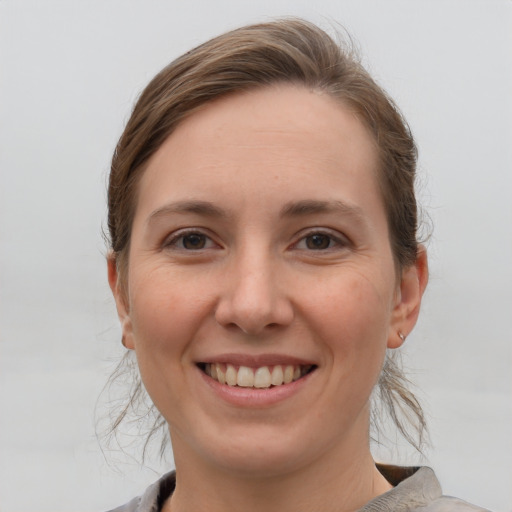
[105,19,487,512]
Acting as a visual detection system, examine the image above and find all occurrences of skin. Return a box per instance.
[109,85,428,512]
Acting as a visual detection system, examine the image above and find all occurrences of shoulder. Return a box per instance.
[362,465,490,512]
[107,495,141,512]
[418,495,491,512]
[106,472,176,512]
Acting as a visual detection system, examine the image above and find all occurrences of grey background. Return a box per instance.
[0,1,511,511]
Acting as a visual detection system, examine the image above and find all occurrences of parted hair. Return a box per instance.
[105,18,426,457]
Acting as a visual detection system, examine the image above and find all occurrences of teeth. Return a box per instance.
[271,365,284,386]
[216,365,226,384]
[237,366,254,387]
[204,363,311,388]
[283,365,294,384]
[254,366,271,388]
[226,364,237,386]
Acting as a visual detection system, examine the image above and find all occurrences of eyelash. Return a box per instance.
[164,229,218,251]
[293,230,349,251]
[163,228,349,253]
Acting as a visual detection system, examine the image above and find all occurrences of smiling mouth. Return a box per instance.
[198,363,316,389]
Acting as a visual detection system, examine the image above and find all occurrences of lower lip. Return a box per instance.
[198,367,315,408]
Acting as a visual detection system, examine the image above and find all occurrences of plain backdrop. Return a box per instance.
[0,1,511,511]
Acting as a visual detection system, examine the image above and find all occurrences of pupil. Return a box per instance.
[307,234,330,249]
[183,234,205,249]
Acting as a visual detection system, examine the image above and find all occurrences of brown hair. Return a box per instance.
[105,18,426,457]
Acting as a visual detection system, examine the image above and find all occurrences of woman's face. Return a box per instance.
[110,85,424,477]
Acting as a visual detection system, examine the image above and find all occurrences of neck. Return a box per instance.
[164,434,391,512]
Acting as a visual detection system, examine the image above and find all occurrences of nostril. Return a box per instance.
[214,288,294,334]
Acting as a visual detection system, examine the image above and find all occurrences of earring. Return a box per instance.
[398,331,406,342]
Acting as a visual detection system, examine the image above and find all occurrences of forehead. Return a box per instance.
[137,85,382,217]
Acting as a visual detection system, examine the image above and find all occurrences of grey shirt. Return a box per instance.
[108,465,490,512]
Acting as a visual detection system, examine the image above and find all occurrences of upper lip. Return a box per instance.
[197,353,317,367]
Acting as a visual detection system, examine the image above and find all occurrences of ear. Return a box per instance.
[388,245,429,349]
[107,252,135,350]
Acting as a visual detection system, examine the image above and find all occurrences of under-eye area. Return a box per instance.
[197,363,317,388]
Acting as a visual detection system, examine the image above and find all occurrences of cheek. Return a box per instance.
[296,273,394,430]
[129,264,206,342]
[306,271,393,369]
[125,274,200,420]
[126,268,206,383]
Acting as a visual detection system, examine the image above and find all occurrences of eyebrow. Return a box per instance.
[146,200,228,226]
[280,199,366,221]
[146,198,366,225]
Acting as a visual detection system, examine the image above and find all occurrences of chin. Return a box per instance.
[209,444,311,478]
[179,421,334,479]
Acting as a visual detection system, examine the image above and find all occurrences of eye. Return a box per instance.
[294,231,348,251]
[165,230,216,250]
[304,234,332,250]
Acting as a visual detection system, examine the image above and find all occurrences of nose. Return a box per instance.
[214,250,294,335]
